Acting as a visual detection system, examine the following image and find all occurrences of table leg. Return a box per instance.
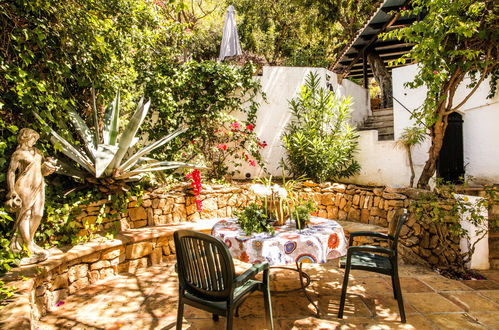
[296,261,321,318]
[269,263,321,318]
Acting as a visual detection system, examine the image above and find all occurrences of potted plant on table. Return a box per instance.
[236,177,316,233]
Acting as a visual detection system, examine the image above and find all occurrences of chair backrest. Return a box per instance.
[174,229,236,301]
[388,208,408,251]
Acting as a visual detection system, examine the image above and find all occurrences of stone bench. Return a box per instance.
[0,219,385,329]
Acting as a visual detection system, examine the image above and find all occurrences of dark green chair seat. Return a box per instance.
[338,209,408,323]
[341,250,393,274]
[174,230,273,330]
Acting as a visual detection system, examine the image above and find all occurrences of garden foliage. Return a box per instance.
[0,0,263,280]
[282,72,360,182]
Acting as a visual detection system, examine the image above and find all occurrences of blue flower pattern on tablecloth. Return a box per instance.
[212,216,348,266]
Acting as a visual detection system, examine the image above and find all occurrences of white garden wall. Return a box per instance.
[234,64,498,187]
[233,66,369,179]
[392,64,499,186]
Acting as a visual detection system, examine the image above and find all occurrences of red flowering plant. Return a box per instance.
[181,118,267,180]
[142,61,264,181]
[185,169,203,212]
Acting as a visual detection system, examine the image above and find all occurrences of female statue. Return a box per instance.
[6,128,57,264]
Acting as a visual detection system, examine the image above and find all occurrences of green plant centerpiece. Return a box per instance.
[34,89,200,193]
[236,177,317,234]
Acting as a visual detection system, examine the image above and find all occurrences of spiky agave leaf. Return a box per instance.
[106,98,150,174]
[91,87,100,147]
[103,90,120,145]
[118,127,188,172]
[34,112,96,175]
[67,108,96,160]
[95,144,119,178]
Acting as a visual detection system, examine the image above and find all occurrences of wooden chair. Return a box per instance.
[338,209,408,323]
[174,229,273,330]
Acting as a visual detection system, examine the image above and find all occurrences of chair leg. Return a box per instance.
[176,300,184,330]
[212,314,219,321]
[226,307,234,330]
[263,269,274,330]
[392,270,406,323]
[338,264,351,319]
[391,274,398,300]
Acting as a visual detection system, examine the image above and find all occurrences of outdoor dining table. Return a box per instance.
[211,216,348,318]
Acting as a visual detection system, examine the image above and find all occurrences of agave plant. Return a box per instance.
[35,89,199,192]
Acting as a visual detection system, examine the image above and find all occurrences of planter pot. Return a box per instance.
[265,200,288,226]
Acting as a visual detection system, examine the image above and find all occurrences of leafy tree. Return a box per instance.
[384,0,498,188]
[282,72,360,182]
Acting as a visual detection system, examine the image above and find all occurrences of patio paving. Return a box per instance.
[38,261,499,329]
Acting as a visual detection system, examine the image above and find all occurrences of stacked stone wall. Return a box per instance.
[74,181,471,270]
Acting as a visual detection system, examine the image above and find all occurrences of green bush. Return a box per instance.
[143,60,265,179]
[282,72,360,182]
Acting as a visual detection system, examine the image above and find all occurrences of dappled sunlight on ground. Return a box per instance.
[38,261,499,329]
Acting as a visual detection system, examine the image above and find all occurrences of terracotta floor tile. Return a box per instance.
[426,313,487,329]
[405,293,463,313]
[342,277,393,297]
[323,294,373,319]
[460,279,499,290]
[477,289,499,304]
[419,276,473,291]
[365,314,437,329]
[469,311,499,329]
[278,317,343,329]
[398,264,437,277]
[397,277,434,293]
[362,294,417,320]
[440,292,499,312]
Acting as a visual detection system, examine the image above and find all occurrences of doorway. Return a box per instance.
[437,112,464,183]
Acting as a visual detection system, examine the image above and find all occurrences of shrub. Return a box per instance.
[282,72,360,182]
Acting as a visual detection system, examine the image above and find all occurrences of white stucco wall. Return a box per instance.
[392,64,499,185]
[232,66,369,179]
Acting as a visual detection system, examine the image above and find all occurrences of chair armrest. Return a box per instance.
[347,245,395,257]
[234,262,269,287]
[348,231,392,245]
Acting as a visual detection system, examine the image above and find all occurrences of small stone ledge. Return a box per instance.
[0,218,220,330]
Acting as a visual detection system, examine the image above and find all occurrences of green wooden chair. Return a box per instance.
[173,229,273,330]
[338,209,408,323]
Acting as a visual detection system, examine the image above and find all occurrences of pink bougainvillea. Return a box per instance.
[186,169,203,212]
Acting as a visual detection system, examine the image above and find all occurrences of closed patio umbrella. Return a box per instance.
[218,5,242,62]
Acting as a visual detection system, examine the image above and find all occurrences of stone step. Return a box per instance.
[363,120,394,129]
[372,107,393,113]
[371,109,394,117]
[365,115,394,124]
[379,133,395,141]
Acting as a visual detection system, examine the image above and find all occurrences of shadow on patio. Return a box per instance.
[38,261,499,329]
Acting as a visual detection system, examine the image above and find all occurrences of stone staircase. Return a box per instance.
[359,107,394,141]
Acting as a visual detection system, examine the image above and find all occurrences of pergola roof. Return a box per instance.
[332,0,418,81]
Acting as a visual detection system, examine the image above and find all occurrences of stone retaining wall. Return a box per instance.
[75,182,469,270]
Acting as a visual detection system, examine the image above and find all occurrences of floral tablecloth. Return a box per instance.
[211,217,348,266]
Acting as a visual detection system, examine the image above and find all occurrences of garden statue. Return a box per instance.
[5,128,57,265]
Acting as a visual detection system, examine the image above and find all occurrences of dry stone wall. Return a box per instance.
[75,181,467,271]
